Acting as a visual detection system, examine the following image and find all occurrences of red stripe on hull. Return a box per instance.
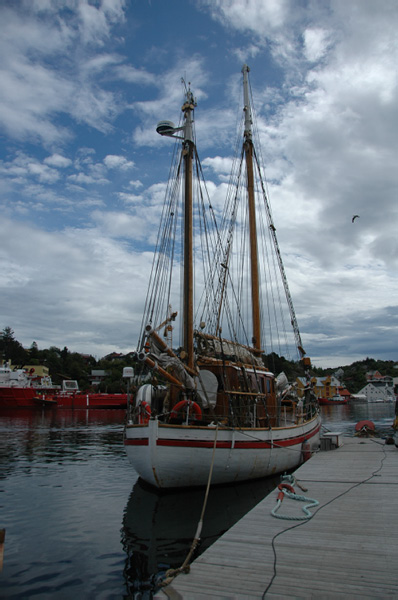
[124,423,321,449]
[124,438,149,446]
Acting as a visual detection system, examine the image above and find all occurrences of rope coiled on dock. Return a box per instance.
[271,475,319,521]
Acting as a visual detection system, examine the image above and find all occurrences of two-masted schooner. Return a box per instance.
[124,65,321,488]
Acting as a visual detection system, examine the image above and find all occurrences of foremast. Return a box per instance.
[155,87,197,373]
[242,64,262,353]
[181,91,195,370]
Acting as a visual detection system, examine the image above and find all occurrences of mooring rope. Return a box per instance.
[160,423,219,588]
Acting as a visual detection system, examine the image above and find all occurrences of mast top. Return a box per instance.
[181,82,196,145]
[156,83,196,145]
[242,64,252,140]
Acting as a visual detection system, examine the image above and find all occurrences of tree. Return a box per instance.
[0,326,29,365]
[0,326,15,361]
[29,341,39,362]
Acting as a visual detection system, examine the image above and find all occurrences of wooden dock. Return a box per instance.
[156,436,398,599]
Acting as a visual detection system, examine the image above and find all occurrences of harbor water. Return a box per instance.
[0,402,396,598]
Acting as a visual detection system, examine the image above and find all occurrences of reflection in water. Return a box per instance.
[0,408,126,477]
[0,409,131,599]
[121,475,279,596]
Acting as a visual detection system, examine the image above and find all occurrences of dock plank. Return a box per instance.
[156,437,398,599]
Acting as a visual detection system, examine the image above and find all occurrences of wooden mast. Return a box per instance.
[242,64,261,352]
[182,90,195,370]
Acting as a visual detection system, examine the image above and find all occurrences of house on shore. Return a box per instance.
[356,373,395,403]
[296,375,349,400]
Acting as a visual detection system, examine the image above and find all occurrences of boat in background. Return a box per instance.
[350,393,367,402]
[318,394,349,406]
[0,364,58,408]
[52,380,127,409]
[0,366,127,409]
[124,65,321,489]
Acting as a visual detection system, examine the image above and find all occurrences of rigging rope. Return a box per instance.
[138,75,304,366]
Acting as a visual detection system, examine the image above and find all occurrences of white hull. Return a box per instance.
[124,415,321,488]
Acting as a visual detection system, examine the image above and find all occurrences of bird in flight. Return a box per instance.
[352,215,360,223]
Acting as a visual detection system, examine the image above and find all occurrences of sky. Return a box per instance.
[0,0,397,369]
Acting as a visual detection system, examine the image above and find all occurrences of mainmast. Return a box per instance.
[242,64,262,352]
[242,65,308,365]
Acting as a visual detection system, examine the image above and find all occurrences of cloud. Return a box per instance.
[44,154,73,168]
[104,155,135,170]
[0,1,127,146]
[76,0,126,44]
[0,216,150,355]
[0,152,60,184]
[68,154,110,185]
[215,2,397,270]
[89,180,172,245]
[91,209,145,239]
[233,43,262,63]
[68,172,108,186]
[113,64,157,86]
[117,192,143,203]
[202,156,234,177]
[0,149,114,220]
[128,180,143,189]
[303,27,332,62]
[306,304,398,368]
[200,0,291,32]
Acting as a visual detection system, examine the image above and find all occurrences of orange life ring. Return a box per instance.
[170,399,202,421]
[138,400,151,424]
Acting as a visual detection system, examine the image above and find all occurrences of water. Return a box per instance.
[1,403,396,598]
[0,410,132,599]
[319,401,396,437]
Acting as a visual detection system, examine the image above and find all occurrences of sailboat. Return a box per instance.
[124,65,321,488]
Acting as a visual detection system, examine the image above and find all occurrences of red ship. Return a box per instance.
[0,365,127,409]
[318,394,349,406]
